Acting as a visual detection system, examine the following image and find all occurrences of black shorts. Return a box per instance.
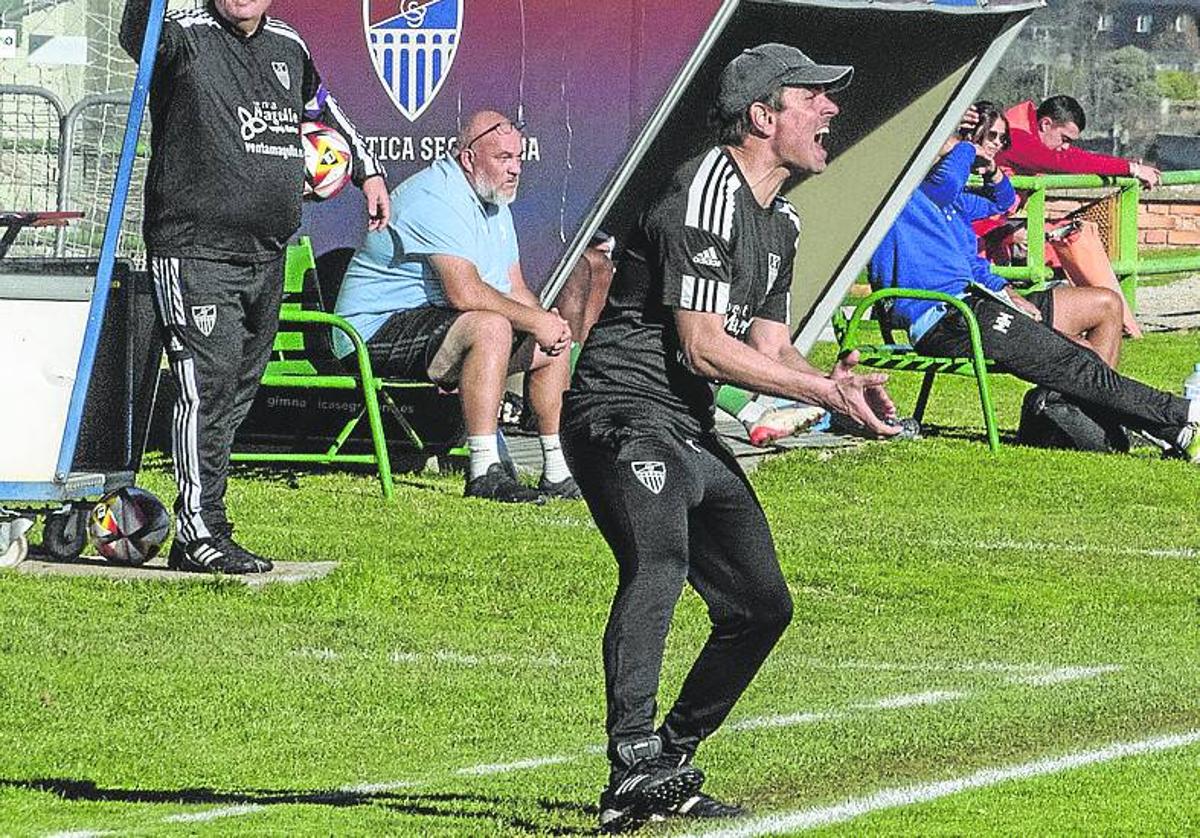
[364,306,461,383]
[364,306,528,384]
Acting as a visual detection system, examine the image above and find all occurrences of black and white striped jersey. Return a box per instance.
[120,1,382,262]
[569,147,800,432]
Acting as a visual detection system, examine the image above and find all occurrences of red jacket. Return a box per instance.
[996,100,1131,177]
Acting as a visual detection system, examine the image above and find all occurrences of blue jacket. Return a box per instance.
[869,142,1016,335]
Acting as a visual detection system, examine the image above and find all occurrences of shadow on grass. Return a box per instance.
[0,778,597,834]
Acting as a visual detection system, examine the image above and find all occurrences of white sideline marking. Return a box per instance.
[726,690,965,733]
[856,691,966,710]
[43,670,1122,835]
[789,658,1118,675]
[683,730,1200,838]
[1008,666,1121,686]
[726,711,832,733]
[46,832,115,838]
[458,754,580,776]
[163,805,265,823]
[294,648,567,668]
[912,537,1198,560]
[338,780,421,794]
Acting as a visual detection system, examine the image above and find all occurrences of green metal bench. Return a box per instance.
[834,287,1001,451]
[230,236,436,499]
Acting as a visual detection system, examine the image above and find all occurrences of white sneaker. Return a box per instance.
[746,403,827,447]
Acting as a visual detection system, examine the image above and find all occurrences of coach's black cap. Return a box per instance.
[716,43,853,118]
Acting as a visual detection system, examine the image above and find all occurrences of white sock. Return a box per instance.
[468,434,501,480]
[540,435,571,483]
[1188,399,1200,423]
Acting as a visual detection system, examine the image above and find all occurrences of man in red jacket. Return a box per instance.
[998,95,1160,187]
[994,95,1156,339]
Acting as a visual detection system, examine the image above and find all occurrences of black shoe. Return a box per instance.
[537,474,581,499]
[464,462,545,504]
[213,534,274,573]
[660,791,747,821]
[598,748,704,833]
[167,538,264,574]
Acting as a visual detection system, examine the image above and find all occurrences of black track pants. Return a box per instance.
[916,292,1191,440]
[149,255,284,544]
[562,415,793,763]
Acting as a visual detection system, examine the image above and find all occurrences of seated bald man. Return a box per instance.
[334,110,578,503]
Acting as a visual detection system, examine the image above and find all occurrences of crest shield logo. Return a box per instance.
[631,461,666,495]
[363,0,463,122]
[272,61,290,91]
[191,305,216,337]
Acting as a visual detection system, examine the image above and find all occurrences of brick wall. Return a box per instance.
[1043,197,1200,249]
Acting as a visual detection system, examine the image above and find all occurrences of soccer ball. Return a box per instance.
[301,121,353,201]
[88,487,171,566]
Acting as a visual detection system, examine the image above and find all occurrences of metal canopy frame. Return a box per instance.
[542,0,1041,355]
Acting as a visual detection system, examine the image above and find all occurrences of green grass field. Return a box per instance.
[0,330,1197,836]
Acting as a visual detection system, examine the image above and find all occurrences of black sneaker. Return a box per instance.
[537,474,582,500]
[167,538,263,574]
[660,791,747,821]
[464,462,545,504]
[213,534,274,573]
[598,743,704,833]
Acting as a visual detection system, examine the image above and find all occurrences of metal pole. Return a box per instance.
[54,0,166,482]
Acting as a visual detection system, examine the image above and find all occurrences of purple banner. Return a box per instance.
[272,0,723,293]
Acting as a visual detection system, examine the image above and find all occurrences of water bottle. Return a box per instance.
[1184,363,1200,400]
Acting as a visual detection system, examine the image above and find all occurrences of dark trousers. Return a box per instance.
[561,414,793,763]
[916,292,1190,441]
[149,254,284,544]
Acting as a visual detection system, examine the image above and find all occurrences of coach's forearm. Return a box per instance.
[682,329,836,407]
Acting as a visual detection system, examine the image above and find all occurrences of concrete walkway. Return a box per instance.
[15,556,337,586]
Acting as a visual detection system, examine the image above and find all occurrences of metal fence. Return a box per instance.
[0,84,148,266]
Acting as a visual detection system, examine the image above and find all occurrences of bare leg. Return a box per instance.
[428,311,514,435]
[1051,285,1122,369]
[552,246,615,345]
[516,339,570,435]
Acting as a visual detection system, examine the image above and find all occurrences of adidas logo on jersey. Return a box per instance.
[691,247,722,268]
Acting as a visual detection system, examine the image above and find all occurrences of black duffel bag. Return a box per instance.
[1017,386,1130,454]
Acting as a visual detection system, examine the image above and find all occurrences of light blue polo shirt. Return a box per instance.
[332,156,520,358]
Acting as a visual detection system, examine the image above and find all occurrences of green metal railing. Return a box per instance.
[989,170,1200,308]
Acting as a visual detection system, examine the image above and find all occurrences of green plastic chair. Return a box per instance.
[834,287,1001,451]
[230,236,436,498]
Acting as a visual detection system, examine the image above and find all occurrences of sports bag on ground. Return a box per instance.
[1017,386,1130,454]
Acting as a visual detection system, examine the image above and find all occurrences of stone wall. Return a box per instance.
[1043,195,1200,249]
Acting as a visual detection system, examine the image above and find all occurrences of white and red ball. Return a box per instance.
[88,487,171,566]
[301,121,353,201]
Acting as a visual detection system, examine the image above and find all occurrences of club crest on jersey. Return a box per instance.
[767,252,781,285]
[191,305,216,337]
[631,461,666,494]
[272,61,291,91]
[363,0,463,122]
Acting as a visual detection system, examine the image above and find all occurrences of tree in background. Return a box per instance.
[1083,46,1160,155]
[1158,69,1200,101]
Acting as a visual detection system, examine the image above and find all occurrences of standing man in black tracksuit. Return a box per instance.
[562,44,900,832]
[120,0,389,574]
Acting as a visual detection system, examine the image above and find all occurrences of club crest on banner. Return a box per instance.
[363,0,463,122]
